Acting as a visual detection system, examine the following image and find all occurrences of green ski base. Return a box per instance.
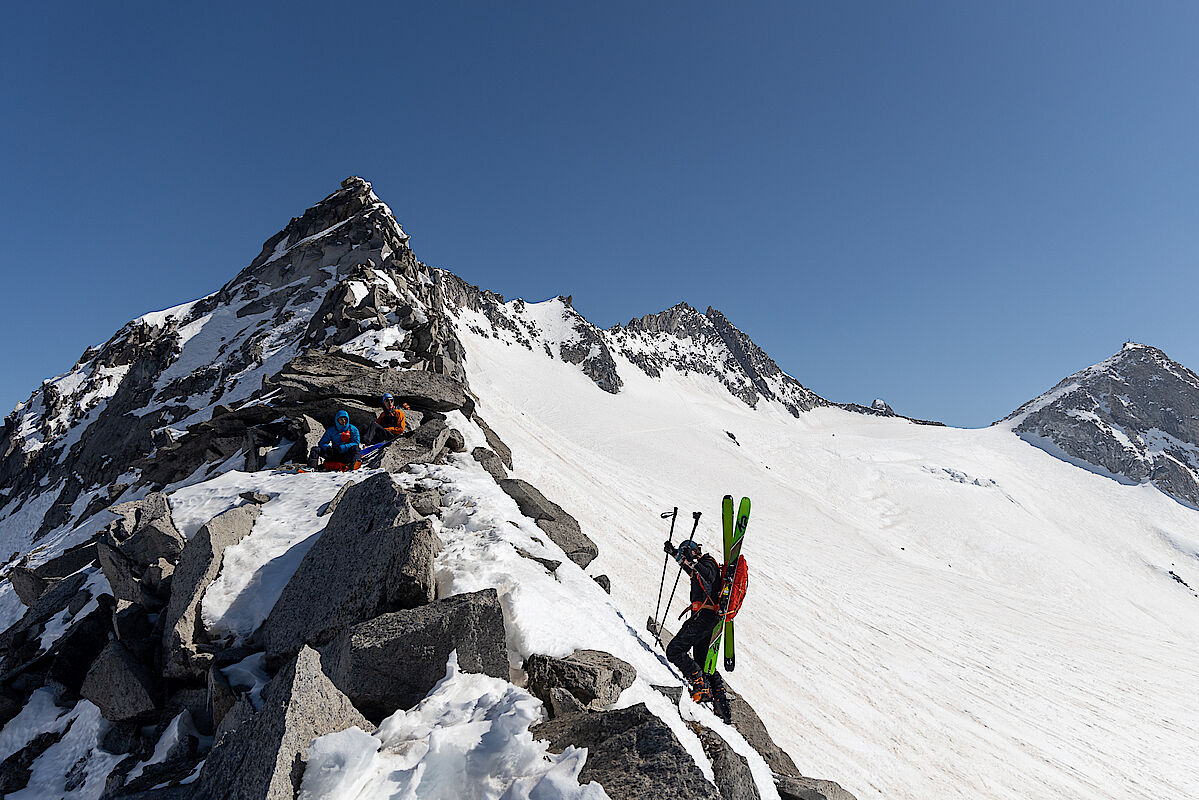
[704,495,749,674]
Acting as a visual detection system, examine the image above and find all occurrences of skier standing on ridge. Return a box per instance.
[308,410,361,469]
[663,538,733,722]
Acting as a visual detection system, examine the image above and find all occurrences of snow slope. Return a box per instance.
[450,298,1199,800]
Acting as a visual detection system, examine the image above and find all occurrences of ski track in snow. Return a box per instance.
[452,301,1199,800]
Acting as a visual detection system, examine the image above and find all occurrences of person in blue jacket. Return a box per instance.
[308,410,361,468]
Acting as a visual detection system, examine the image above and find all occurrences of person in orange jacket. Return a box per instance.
[368,393,408,444]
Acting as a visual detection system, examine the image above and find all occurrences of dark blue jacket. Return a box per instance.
[319,414,360,454]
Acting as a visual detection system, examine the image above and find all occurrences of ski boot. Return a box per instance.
[708,672,732,723]
[685,668,712,705]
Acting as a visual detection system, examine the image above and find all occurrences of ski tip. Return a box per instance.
[723,494,733,500]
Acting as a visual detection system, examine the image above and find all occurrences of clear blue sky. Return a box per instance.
[3,2,1197,427]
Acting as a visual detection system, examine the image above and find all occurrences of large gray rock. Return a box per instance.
[533,704,720,799]
[498,479,598,568]
[7,568,47,606]
[373,437,441,473]
[775,774,860,800]
[320,589,508,721]
[411,418,453,453]
[474,415,513,469]
[97,539,152,606]
[268,352,468,411]
[0,570,88,653]
[694,724,761,800]
[81,640,157,723]
[47,600,115,697]
[258,474,436,665]
[525,649,635,718]
[108,493,186,564]
[31,540,98,580]
[197,646,372,800]
[162,504,262,678]
[471,446,508,481]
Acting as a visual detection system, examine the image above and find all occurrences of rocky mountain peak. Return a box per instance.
[1,177,468,542]
[1002,342,1199,508]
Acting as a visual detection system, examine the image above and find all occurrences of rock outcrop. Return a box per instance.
[258,474,436,665]
[693,723,761,800]
[197,646,372,800]
[80,640,158,723]
[498,479,598,568]
[524,649,636,717]
[162,503,262,679]
[532,704,721,800]
[319,589,508,721]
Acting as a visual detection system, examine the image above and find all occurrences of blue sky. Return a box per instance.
[2,2,1197,427]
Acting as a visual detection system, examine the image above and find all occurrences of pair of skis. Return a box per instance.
[703,494,750,674]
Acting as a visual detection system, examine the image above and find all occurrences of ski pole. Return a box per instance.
[659,510,701,644]
[651,508,678,645]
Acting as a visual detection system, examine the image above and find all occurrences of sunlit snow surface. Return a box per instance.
[451,300,1199,800]
[299,652,610,800]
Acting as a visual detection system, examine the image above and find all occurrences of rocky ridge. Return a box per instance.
[1001,342,1199,509]
[0,178,856,799]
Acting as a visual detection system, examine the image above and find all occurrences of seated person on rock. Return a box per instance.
[309,410,361,469]
[367,392,408,444]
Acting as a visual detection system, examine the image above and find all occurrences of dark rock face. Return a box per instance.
[474,416,513,469]
[411,418,453,453]
[31,540,99,581]
[197,646,371,800]
[373,436,444,473]
[775,774,860,800]
[80,640,158,723]
[556,302,624,395]
[498,479,598,568]
[471,446,508,481]
[693,724,761,800]
[0,728,67,794]
[267,352,468,412]
[319,589,508,722]
[1003,343,1199,508]
[612,303,827,418]
[532,704,720,800]
[525,649,636,717]
[0,570,89,658]
[47,601,114,697]
[162,504,262,679]
[108,493,186,564]
[8,568,47,606]
[258,474,436,665]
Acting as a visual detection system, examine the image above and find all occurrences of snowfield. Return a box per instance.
[450,299,1199,800]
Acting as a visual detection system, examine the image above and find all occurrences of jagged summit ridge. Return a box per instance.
[1002,341,1199,508]
[612,302,827,416]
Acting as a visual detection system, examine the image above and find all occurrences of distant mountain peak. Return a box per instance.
[1002,343,1199,508]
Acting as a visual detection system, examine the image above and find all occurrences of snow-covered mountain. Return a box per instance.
[1,178,1197,800]
[1000,342,1199,509]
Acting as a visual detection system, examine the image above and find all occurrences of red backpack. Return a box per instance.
[724,555,749,619]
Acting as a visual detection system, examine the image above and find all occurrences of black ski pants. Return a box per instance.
[666,611,725,691]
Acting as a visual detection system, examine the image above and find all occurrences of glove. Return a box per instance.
[663,541,676,556]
